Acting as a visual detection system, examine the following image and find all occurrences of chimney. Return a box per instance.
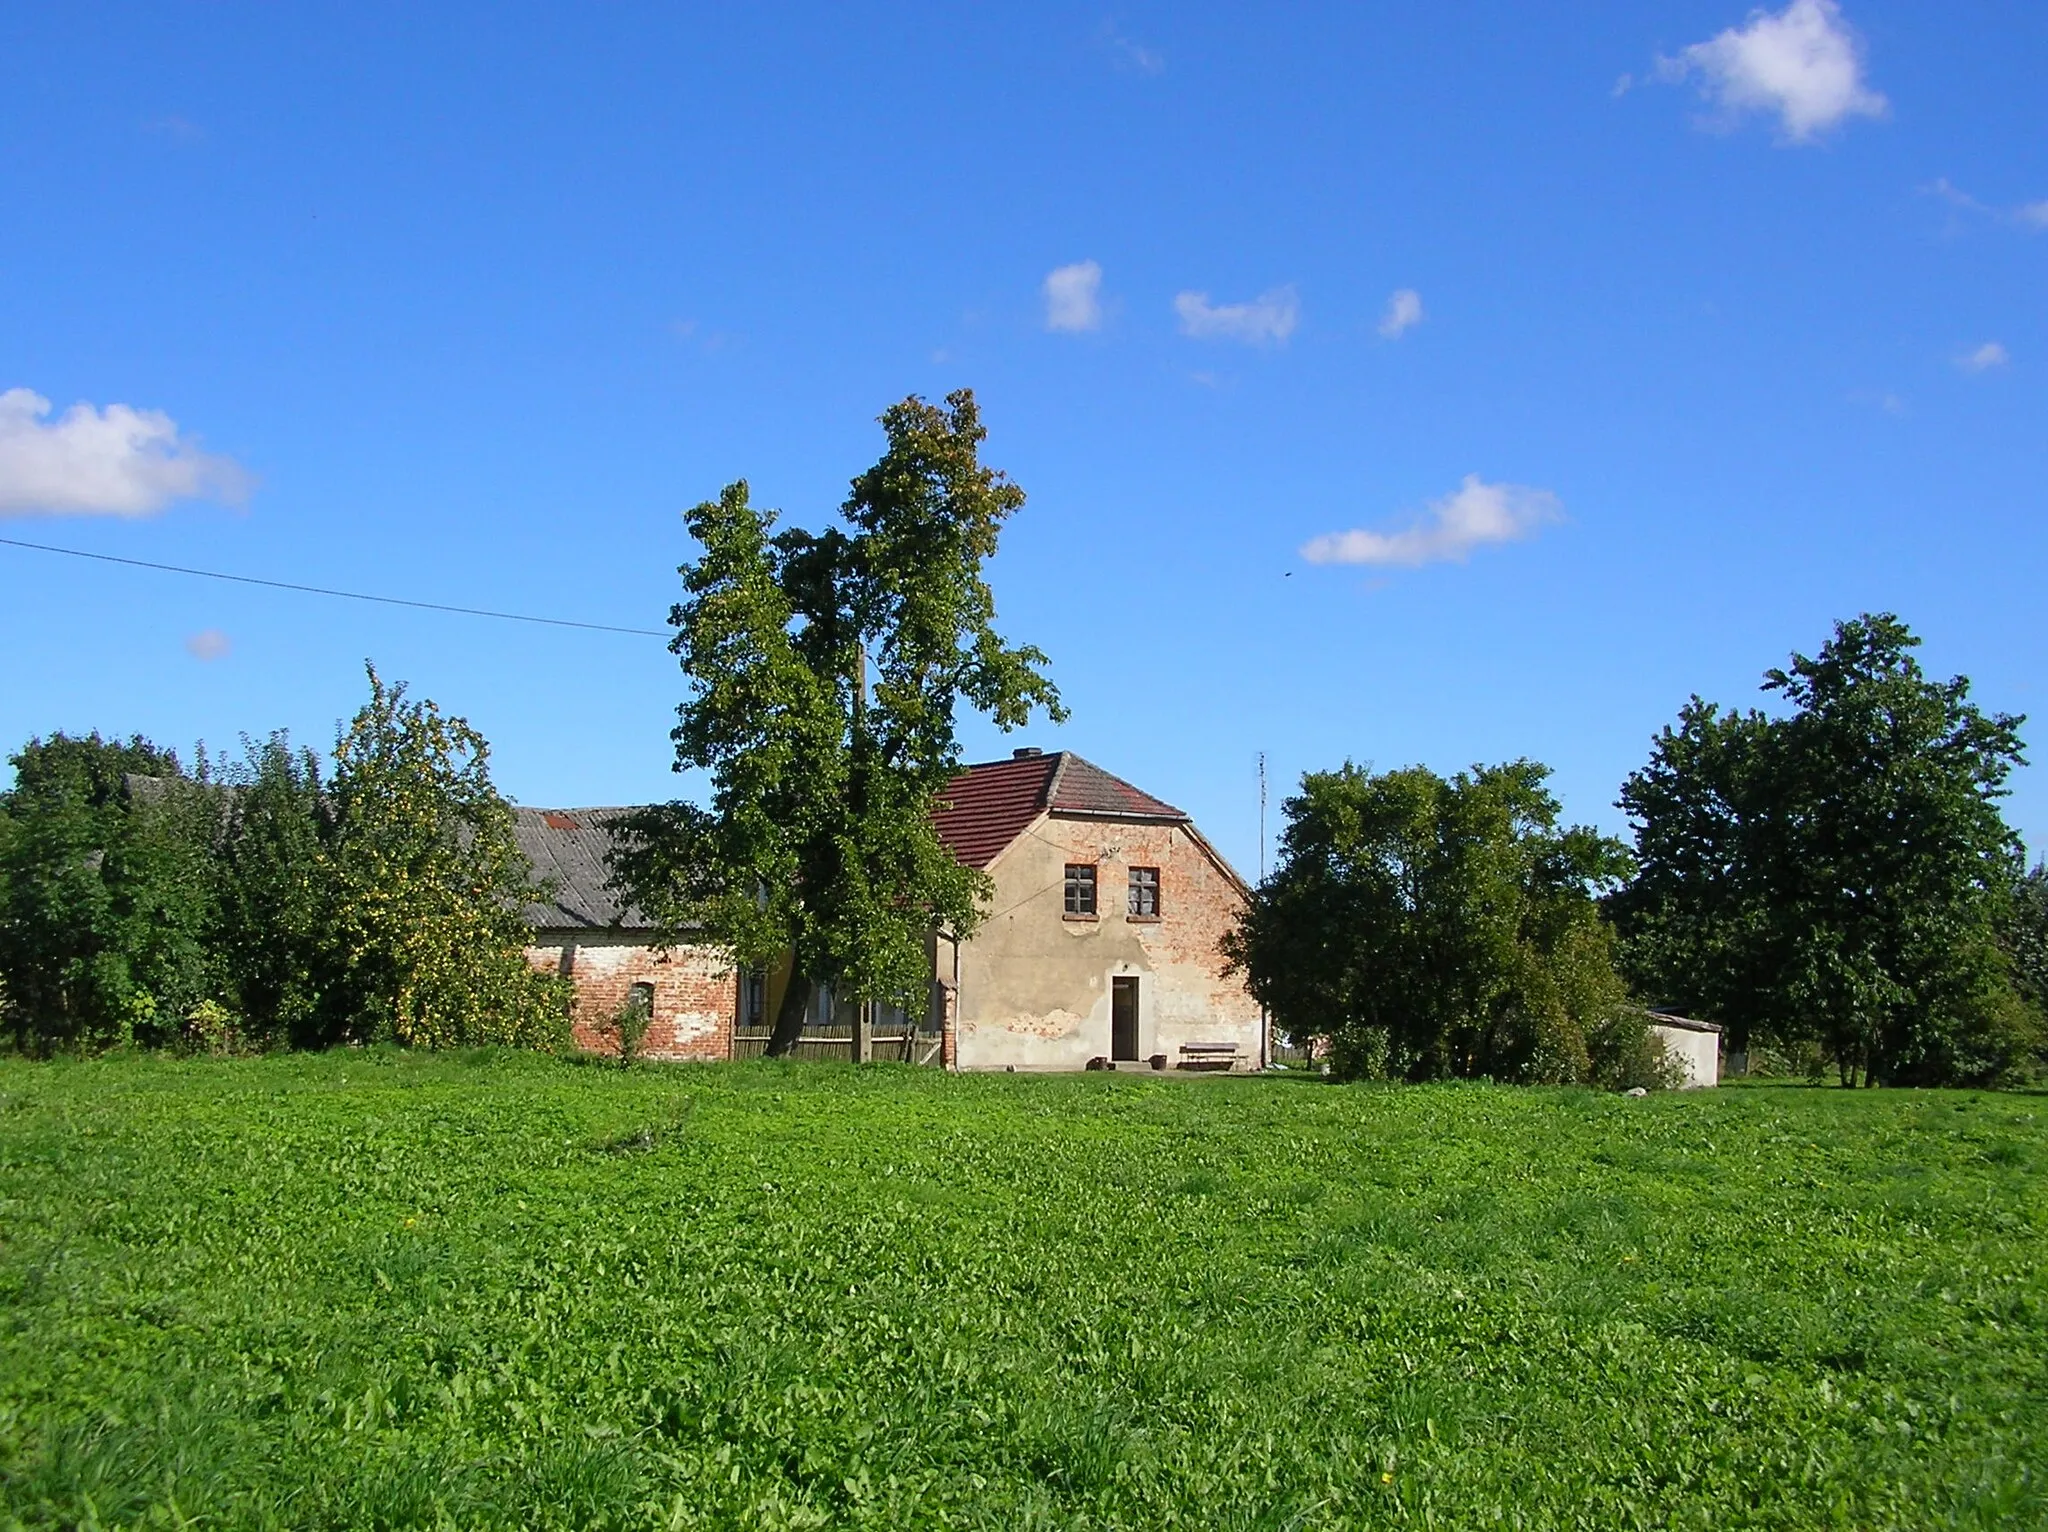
[1012,747,1043,758]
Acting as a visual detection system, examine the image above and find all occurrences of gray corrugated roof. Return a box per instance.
[124,778,654,932]
[512,807,651,930]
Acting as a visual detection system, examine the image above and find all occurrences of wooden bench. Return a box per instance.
[1178,1042,1241,1072]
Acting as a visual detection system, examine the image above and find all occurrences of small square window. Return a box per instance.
[1128,866,1160,917]
[1064,864,1098,916]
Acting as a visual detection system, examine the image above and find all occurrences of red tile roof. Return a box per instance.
[1046,754,1185,820]
[931,751,1186,868]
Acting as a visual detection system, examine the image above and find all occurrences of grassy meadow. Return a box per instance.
[0,1054,2043,1530]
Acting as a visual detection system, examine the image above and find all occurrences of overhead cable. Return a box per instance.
[0,535,670,638]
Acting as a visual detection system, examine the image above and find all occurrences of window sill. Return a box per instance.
[1062,913,1099,923]
[1125,914,1162,924]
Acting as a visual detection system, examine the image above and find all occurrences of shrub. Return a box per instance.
[608,989,654,1068]
[184,999,241,1056]
[1586,1009,1688,1092]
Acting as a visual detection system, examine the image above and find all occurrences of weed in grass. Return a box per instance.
[588,1096,697,1157]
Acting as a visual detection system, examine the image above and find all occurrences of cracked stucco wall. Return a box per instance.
[952,813,1261,1071]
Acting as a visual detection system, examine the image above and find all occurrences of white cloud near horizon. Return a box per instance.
[1957,341,2009,373]
[1174,285,1299,345]
[1301,476,1562,568]
[1043,260,1104,332]
[1658,0,1886,142]
[2018,202,2048,229]
[1378,288,1425,339]
[185,628,232,662]
[0,388,252,517]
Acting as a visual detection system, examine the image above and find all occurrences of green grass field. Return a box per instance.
[1,1055,2043,1530]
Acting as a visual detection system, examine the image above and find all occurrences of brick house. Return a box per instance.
[932,749,1261,1071]
[517,749,1262,1071]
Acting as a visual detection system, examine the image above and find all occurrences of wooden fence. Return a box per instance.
[731,998,944,1065]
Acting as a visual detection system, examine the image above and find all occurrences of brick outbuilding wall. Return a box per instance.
[525,932,735,1062]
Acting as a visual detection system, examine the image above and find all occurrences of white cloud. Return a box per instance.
[1922,179,2048,231]
[1658,0,1886,142]
[1956,342,2009,373]
[1924,177,1991,215]
[185,628,232,662]
[0,388,251,517]
[1173,285,1299,345]
[1043,260,1104,333]
[1377,288,1425,339]
[1098,22,1163,74]
[1301,475,1562,568]
[1848,387,1907,416]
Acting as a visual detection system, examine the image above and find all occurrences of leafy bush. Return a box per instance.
[182,998,241,1056]
[0,734,221,1053]
[1585,1008,1687,1092]
[606,988,654,1068]
[1,670,570,1057]
[319,666,569,1050]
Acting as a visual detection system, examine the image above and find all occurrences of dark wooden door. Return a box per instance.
[1111,976,1140,1061]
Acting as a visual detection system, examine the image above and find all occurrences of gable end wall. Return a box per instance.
[953,814,1260,1071]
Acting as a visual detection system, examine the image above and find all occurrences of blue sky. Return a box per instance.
[3,1,2044,876]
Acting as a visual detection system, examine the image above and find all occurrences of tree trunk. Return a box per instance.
[765,970,813,1058]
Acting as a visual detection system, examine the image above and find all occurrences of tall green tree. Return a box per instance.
[1614,614,2035,1086]
[0,734,221,1052]
[1225,760,1649,1084]
[612,390,1065,1055]
[1606,699,1780,1052]
[214,734,333,1048]
[321,666,569,1049]
[2005,861,2048,1029]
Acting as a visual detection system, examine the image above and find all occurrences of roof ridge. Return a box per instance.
[1041,750,1072,813]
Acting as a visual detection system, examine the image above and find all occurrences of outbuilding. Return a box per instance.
[1646,1011,1722,1089]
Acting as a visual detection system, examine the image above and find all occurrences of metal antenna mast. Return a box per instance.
[1258,751,1268,885]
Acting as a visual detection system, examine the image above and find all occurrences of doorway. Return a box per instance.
[1111,976,1141,1062]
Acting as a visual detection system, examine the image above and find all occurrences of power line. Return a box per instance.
[0,535,671,638]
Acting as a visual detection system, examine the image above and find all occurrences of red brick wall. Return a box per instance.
[524,933,736,1062]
